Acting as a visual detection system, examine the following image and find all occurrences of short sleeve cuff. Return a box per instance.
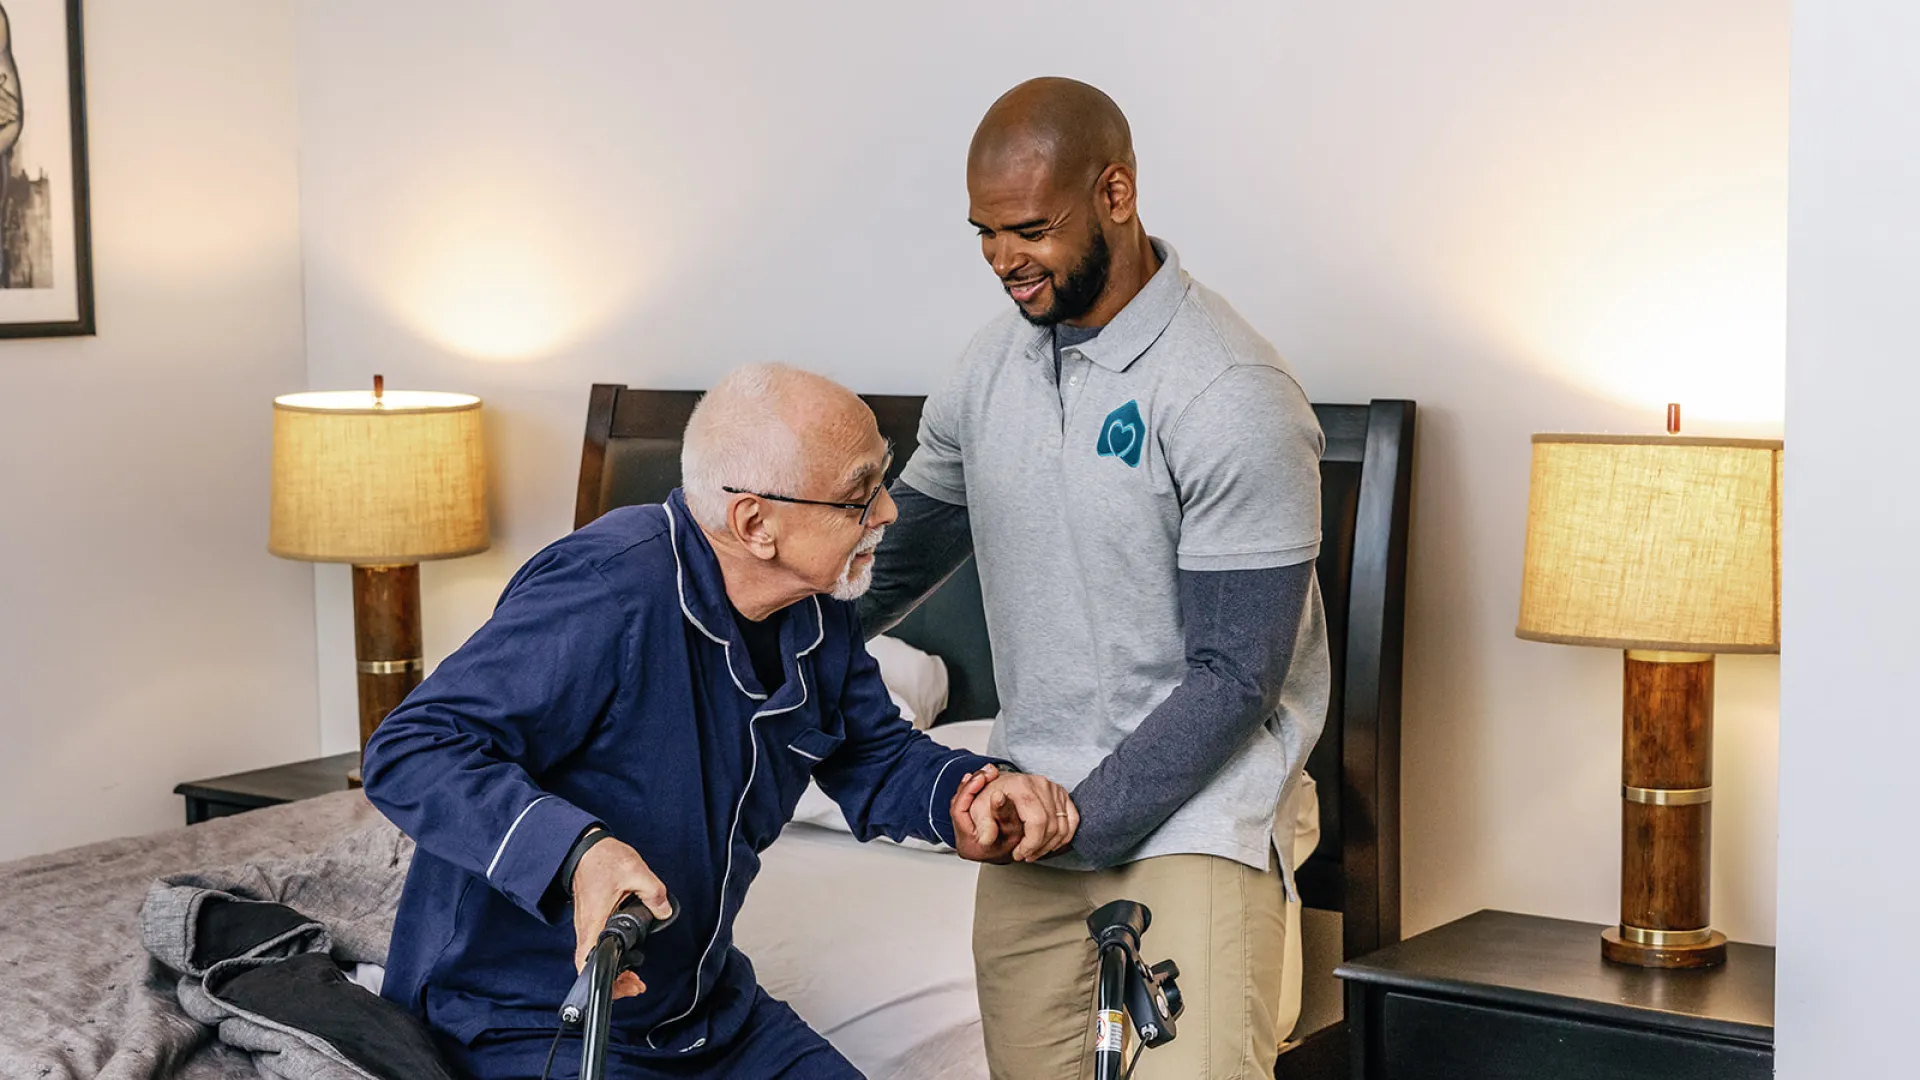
[1176,538,1320,572]
[898,461,968,507]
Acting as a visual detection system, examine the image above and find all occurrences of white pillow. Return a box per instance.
[924,717,995,756]
[1283,770,1320,870]
[865,634,949,730]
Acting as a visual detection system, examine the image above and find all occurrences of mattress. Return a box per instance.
[736,822,988,1078]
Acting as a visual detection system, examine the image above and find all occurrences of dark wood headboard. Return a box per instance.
[575,384,1415,1073]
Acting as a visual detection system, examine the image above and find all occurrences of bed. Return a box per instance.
[0,385,1412,1080]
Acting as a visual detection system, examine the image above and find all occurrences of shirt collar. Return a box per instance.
[1019,237,1188,374]
[665,490,825,701]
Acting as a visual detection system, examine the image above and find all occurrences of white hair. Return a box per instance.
[680,364,810,529]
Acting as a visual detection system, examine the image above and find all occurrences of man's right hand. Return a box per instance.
[952,766,1023,863]
[571,836,674,1000]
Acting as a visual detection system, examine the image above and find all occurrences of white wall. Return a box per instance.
[0,1,314,860]
[295,2,1787,943]
[1778,1,1920,1073]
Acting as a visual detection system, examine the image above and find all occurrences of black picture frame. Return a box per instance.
[0,0,92,339]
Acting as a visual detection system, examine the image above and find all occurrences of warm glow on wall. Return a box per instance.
[374,172,645,363]
[1433,98,1785,426]
[1514,244,1784,424]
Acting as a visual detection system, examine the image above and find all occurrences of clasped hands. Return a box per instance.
[950,764,1078,864]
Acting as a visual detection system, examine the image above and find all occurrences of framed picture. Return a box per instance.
[0,0,90,338]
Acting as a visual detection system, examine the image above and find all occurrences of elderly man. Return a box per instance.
[364,364,1077,1080]
[860,78,1329,1079]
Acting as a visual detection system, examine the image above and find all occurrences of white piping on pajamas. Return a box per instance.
[486,795,553,880]
[801,595,825,656]
[649,600,827,1049]
[665,504,766,702]
[927,754,970,847]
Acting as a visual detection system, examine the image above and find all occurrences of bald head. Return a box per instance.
[968,77,1134,194]
[966,78,1155,328]
[680,364,878,530]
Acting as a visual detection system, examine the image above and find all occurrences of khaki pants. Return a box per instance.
[973,854,1288,1080]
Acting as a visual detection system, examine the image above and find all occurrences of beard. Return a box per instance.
[1014,225,1111,327]
[830,525,886,601]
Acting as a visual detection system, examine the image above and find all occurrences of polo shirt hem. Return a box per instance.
[1048,835,1289,881]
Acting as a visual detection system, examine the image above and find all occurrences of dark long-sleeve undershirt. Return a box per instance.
[856,481,1313,868]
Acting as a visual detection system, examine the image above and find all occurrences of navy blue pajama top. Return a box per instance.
[362,490,997,1058]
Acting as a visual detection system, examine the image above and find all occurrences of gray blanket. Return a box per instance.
[0,791,412,1080]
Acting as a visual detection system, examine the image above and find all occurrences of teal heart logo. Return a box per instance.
[1095,400,1144,468]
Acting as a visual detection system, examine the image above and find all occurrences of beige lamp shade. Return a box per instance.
[270,389,490,563]
[1516,434,1781,653]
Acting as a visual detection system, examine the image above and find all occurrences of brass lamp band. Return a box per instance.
[1618,924,1715,947]
[357,658,425,675]
[1623,650,1714,664]
[1621,784,1713,806]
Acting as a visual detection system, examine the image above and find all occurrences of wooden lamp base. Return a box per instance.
[1608,650,1727,969]
[346,563,425,785]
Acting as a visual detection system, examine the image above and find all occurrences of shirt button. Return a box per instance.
[1063,350,1081,362]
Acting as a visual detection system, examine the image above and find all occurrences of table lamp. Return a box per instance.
[1517,407,1781,968]
[270,377,489,775]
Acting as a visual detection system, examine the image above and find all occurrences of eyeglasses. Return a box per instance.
[723,446,894,527]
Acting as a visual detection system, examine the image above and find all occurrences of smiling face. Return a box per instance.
[967,154,1113,327]
[965,78,1144,330]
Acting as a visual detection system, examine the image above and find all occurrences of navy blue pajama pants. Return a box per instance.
[438,988,862,1080]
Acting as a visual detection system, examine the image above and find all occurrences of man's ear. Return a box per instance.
[1099,162,1137,226]
[726,496,780,561]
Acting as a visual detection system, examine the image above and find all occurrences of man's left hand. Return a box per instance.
[952,766,1020,863]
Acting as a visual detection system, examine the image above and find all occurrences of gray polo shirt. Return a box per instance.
[901,239,1330,880]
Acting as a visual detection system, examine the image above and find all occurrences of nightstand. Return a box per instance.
[1336,909,1773,1080]
[174,753,362,825]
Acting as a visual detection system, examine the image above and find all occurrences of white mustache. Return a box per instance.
[854,527,886,556]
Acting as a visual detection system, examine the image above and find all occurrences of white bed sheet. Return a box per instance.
[735,822,988,1079]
